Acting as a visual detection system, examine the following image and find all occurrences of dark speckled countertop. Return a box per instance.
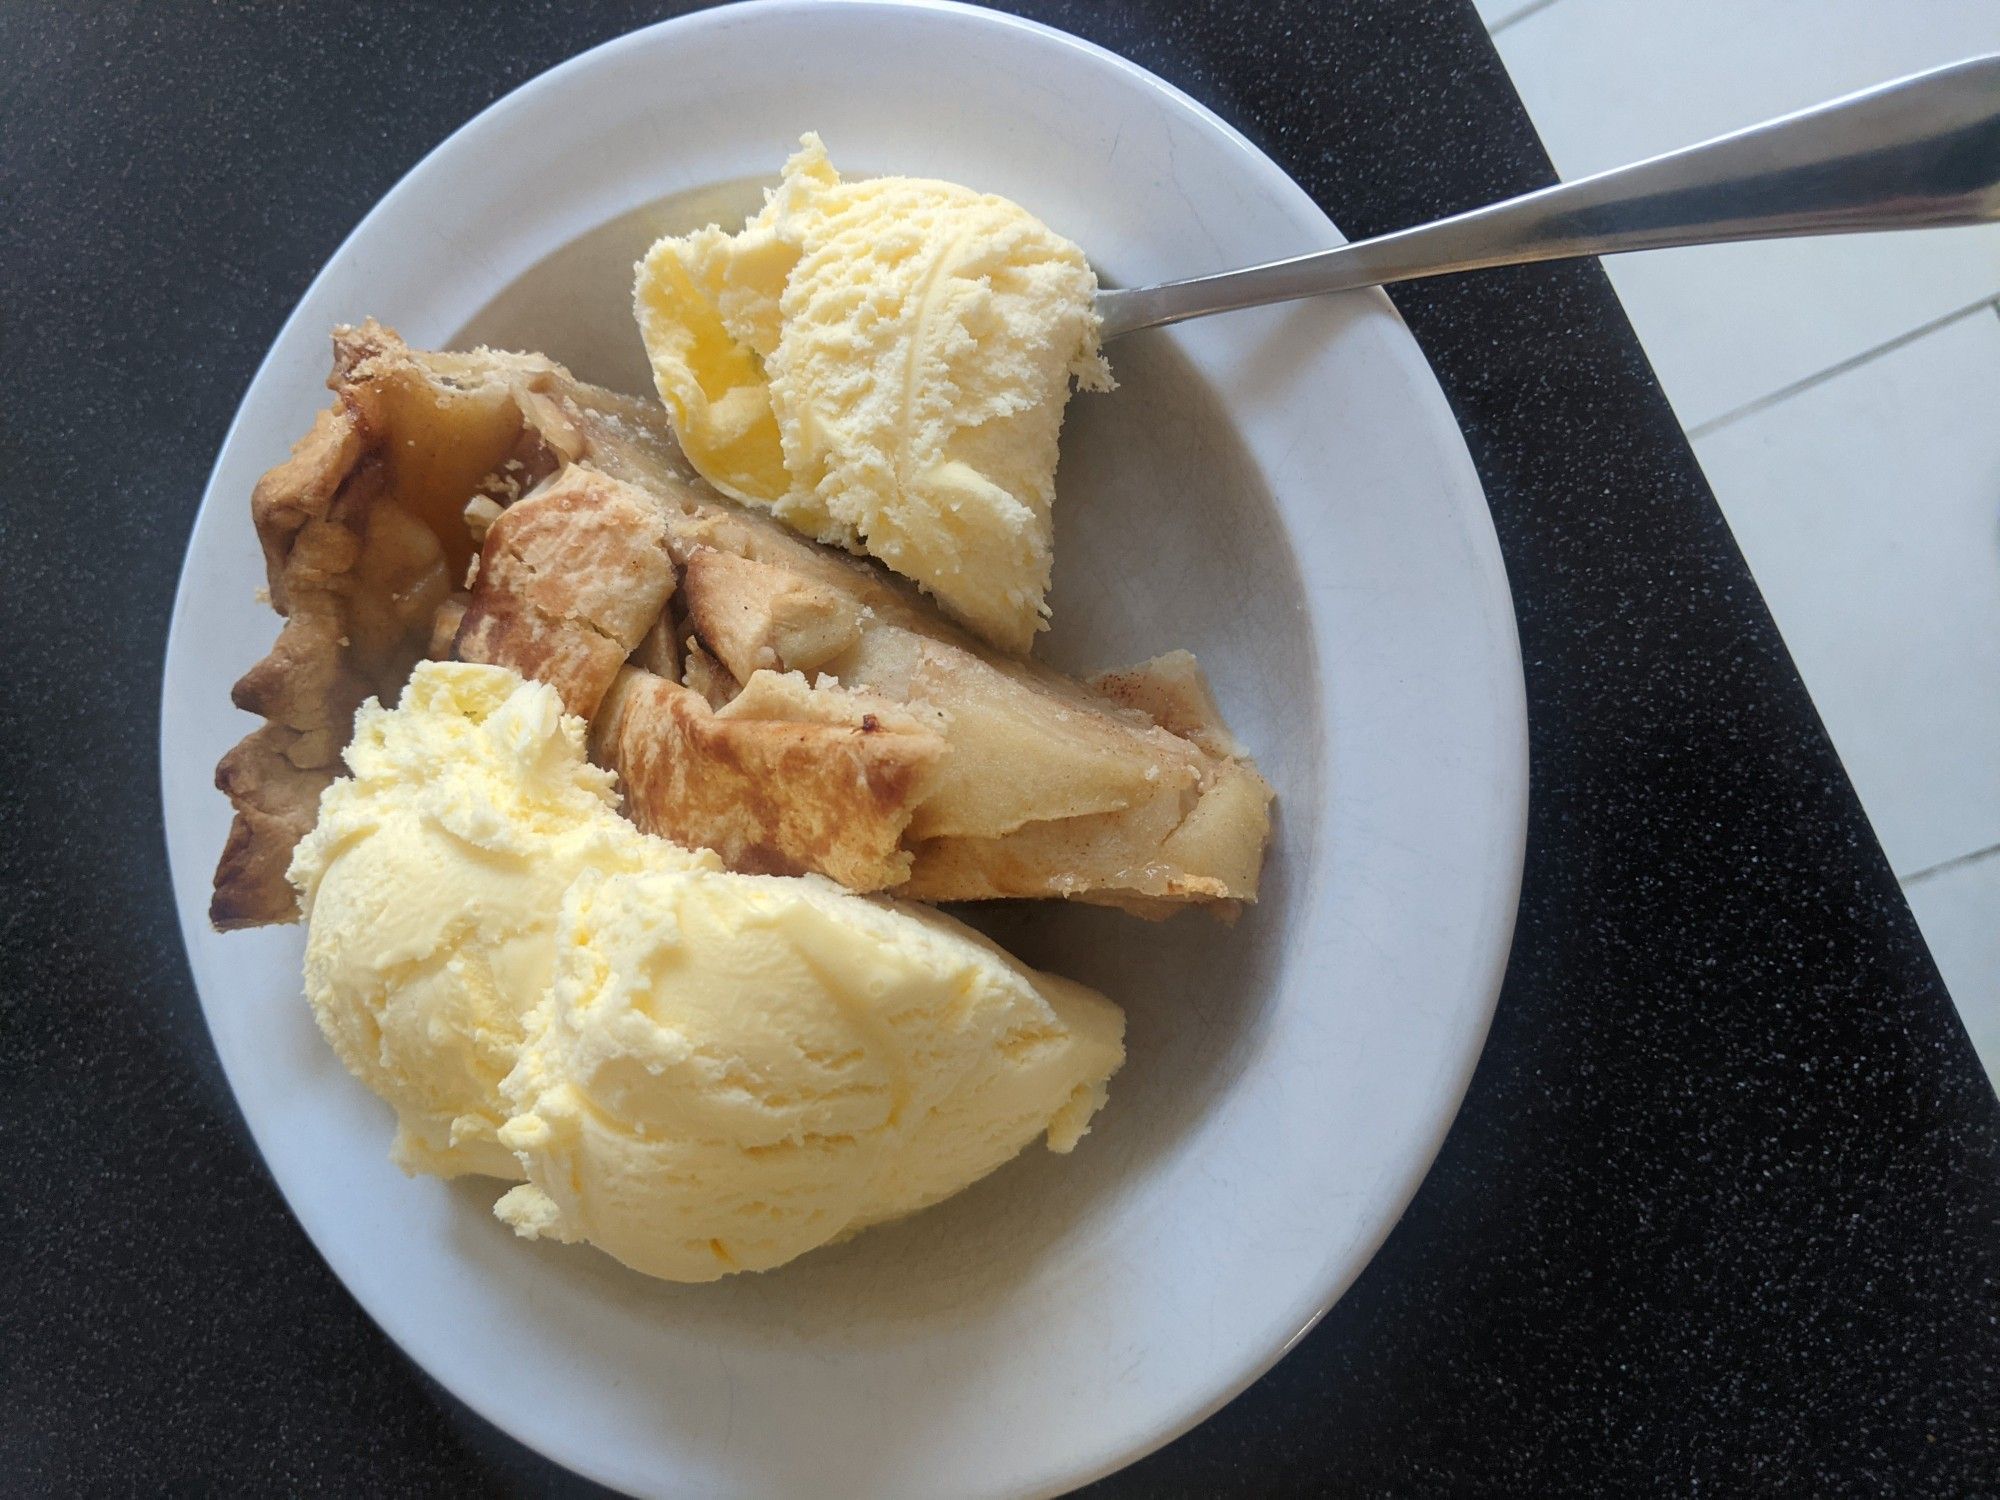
[4,0,1997,1494]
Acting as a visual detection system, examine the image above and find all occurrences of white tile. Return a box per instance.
[1495,0,2000,428]
[1694,308,2000,877]
[1905,854,2000,1089]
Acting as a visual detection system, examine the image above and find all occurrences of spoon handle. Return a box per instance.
[1096,53,2000,341]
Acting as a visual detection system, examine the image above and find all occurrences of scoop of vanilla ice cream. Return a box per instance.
[636,133,1111,655]
[288,660,1124,1280]
[494,865,1124,1282]
[287,662,716,1178]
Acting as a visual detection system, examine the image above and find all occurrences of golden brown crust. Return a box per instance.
[210,402,379,926]
[453,469,674,719]
[210,321,569,928]
[211,322,1273,928]
[209,727,340,930]
[592,668,945,890]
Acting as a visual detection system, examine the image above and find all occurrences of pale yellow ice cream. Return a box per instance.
[493,866,1123,1282]
[636,133,1111,655]
[287,662,717,1178]
[291,660,1124,1280]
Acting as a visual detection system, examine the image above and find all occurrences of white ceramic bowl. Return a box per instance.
[160,3,1527,1495]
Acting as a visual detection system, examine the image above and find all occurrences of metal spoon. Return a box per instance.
[1095,53,2000,342]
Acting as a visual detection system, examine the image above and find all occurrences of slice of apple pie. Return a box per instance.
[211,323,1272,929]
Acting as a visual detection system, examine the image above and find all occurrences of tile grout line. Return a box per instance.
[1686,295,2000,441]
[1490,0,1563,36]
[1901,840,2000,890]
